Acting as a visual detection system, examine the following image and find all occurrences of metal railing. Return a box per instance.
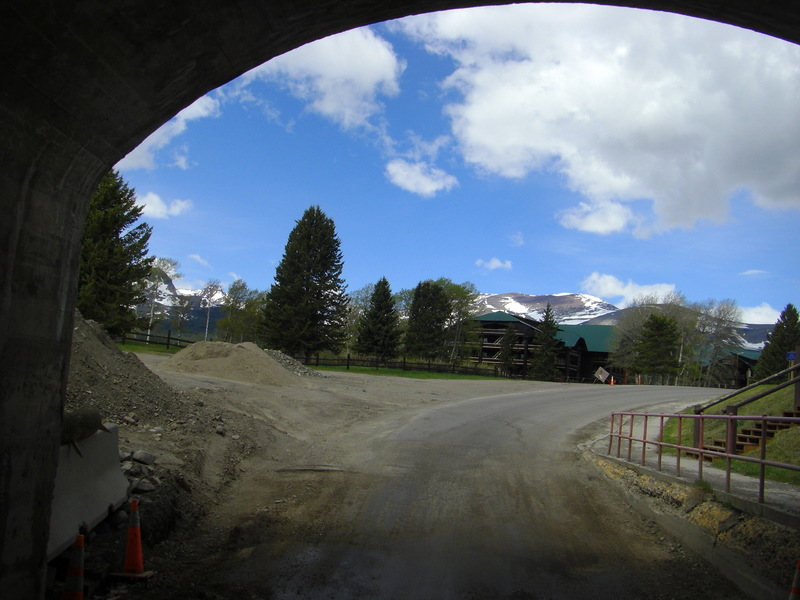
[608,411,800,503]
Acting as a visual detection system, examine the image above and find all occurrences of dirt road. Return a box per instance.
[119,353,748,600]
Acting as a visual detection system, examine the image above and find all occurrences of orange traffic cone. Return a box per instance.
[113,500,155,579]
[790,559,800,599]
[610,376,615,386]
[60,534,84,600]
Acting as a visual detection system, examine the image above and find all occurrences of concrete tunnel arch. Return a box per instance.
[1,1,798,595]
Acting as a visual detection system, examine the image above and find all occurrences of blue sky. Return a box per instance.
[117,4,799,324]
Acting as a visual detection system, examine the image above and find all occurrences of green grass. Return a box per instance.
[662,385,800,484]
[311,364,505,380]
[116,340,185,355]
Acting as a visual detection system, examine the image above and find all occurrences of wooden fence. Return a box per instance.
[118,331,195,350]
[293,354,504,378]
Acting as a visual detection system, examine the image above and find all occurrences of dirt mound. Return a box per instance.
[161,341,303,387]
[67,313,196,423]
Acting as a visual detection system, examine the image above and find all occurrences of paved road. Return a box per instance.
[154,383,748,599]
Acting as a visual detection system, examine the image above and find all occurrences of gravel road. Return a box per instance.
[123,359,746,600]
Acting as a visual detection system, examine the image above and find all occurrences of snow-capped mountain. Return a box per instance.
[475,293,619,324]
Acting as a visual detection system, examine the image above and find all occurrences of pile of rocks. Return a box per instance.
[120,449,160,494]
[263,348,327,377]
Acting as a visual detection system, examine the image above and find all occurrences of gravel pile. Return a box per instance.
[262,348,327,377]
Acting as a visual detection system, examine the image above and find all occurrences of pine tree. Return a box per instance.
[261,206,349,357]
[77,170,153,336]
[529,303,560,381]
[354,277,401,363]
[754,304,800,379]
[404,280,450,360]
[633,314,681,384]
[498,324,518,377]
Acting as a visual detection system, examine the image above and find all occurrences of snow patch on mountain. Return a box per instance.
[475,293,619,324]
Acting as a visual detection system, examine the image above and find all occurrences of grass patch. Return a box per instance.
[311,364,504,380]
[661,385,800,484]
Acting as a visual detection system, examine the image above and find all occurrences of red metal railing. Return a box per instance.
[608,411,800,503]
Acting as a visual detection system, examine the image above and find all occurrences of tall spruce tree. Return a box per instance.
[354,277,401,363]
[261,206,348,357]
[404,280,450,360]
[498,324,518,377]
[77,170,153,335]
[529,303,560,381]
[754,303,800,379]
[633,313,681,384]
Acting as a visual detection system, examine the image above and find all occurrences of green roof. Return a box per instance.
[556,325,616,353]
[472,311,524,323]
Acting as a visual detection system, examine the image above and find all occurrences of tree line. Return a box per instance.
[77,170,799,385]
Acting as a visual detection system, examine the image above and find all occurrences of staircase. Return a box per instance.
[687,409,800,461]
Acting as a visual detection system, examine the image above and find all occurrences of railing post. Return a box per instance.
[641,414,648,466]
[676,416,682,477]
[795,345,800,410]
[627,414,634,462]
[758,415,768,504]
[698,416,705,481]
[725,406,739,456]
[608,414,615,455]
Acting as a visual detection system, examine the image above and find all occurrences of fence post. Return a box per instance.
[346,353,350,370]
[794,345,800,410]
[725,406,739,456]
[166,330,171,350]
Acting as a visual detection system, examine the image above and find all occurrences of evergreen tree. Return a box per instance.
[633,313,681,384]
[498,324,518,377]
[344,283,375,351]
[77,170,153,335]
[529,303,560,381]
[261,206,349,357]
[754,304,800,379]
[354,277,402,363]
[404,280,450,360]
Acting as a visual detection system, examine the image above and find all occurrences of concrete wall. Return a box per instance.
[1,1,798,596]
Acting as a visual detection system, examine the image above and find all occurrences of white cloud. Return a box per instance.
[509,231,525,247]
[118,96,221,170]
[385,159,458,197]
[739,269,769,277]
[581,272,675,306]
[189,254,212,268]
[245,27,405,131]
[558,200,636,235]
[740,303,780,324]
[476,257,512,271]
[398,5,800,231]
[137,192,192,219]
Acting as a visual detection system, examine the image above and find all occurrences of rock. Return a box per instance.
[132,479,156,493]
[121,461,142,476]
[132,450,157,465]
[215,425,226,436]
